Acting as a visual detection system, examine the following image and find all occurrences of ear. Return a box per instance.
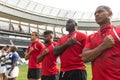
[75,23,77,26]
[108,11,113,17]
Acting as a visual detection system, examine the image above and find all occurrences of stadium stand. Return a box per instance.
[0,0,120,59]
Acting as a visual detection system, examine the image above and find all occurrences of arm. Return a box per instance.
[24,47,34,60]
[1,47,5,54]
[0,48,5,59]
[82,35,115,63]
[54,38,76,56]
[2,57,9,63]
[0,55,5,59]
[8,53,18,76]
[8,62,17,76]
[37,48,49,63]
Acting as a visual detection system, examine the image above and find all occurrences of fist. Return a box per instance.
[66,37,77,46]
[103,35,115,48]
[43,49,49,55]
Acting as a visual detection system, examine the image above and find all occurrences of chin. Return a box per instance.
[96,21,101,25]
[31,39,33,41]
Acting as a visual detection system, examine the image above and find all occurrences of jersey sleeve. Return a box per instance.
[12,53,18,63]
[75,32,87,47]
[37,41,45,55]
[26,46,30,53]
[85,35,93,49]
[37,42,45,50]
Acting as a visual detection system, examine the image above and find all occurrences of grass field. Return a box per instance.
[17,63,92,80]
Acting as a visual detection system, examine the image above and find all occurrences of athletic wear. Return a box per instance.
[0,52,7,74]
[42,42,58,76]
[85,24,120,80]
[26,40,45,79]
[5,67,19,78]
[42,74,58,80]
[57,31,87,72]
[59,70,86,80]
[26,41,45,68]
[27,68,41,79]
[5,52,19,78]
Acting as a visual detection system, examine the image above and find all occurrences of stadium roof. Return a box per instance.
[1,0,120,21]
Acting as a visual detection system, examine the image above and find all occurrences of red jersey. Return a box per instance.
[85,24,120,80]
[27,40,45,68]
[42,42,58,76]
[57,31,87,72]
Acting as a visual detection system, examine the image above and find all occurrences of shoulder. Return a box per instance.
[35,41,43,44]
[87,32,98,40]
[76,31,86,37]
[12,53,18,57]
[114,26,120,31]
[53,42,57,45]
[76,31,87,41]
[57,35,67,42]
[59,35,67,39]
[35,41,44,46]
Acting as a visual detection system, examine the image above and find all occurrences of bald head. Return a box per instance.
[66,19,77,33]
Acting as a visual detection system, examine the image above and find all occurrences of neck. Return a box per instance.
[100,21,111,27]
[32,39,38,42]
[50,39,53,42]
[46,39,53,44]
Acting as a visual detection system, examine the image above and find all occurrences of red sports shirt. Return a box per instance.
[42,42,58,76]
[85,24,120,80]
[26,41,45,68]
[57,31,87,72]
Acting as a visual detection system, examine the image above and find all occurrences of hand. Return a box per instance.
[2,47,5,50]
[66,37,77,46]
[43,49,49,56]
[103,35,115,48]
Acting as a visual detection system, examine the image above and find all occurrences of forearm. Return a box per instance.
[2,58,9,63]
[82,43,108,63]
[54,37,77,56]
[24,51,32,60]
[37,49,49,62]
[37,54,46,63]
[54,43,69,56]
[1,49,4,54]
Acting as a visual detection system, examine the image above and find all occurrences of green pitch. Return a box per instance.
[17,63,92,80]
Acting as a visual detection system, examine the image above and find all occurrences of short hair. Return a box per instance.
[6,45,10,48]
[97,5,112,12]
[43,30,53,35]
[32,32,40,38]
[10,46,17,52]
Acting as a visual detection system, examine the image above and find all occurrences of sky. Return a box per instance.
[32,0,120,12]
